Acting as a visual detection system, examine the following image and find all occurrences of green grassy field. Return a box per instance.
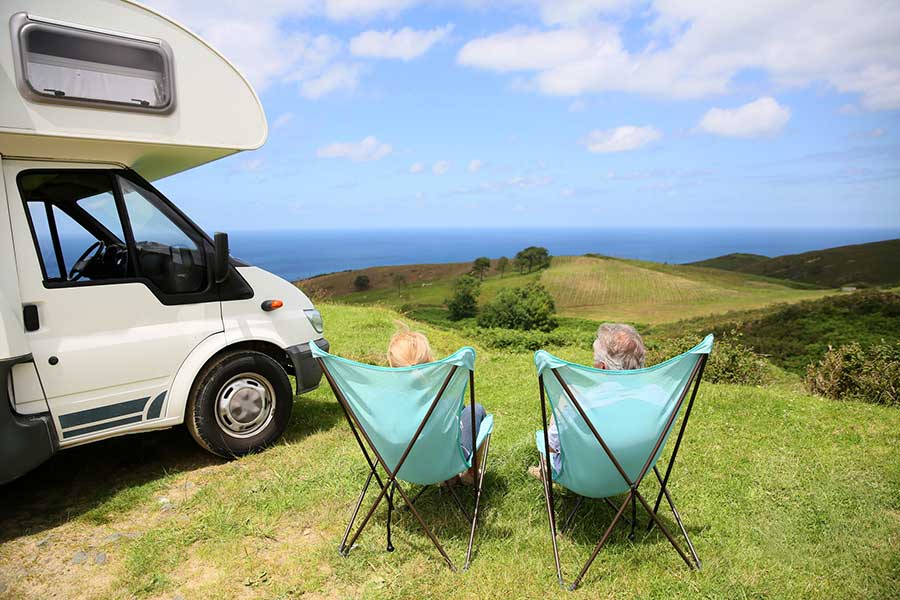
[314,255,837,325]
[2,303,898,599]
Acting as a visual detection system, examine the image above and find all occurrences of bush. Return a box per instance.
[646,336,771,386]
[805,340,900,406]
[353,275,370,291]
[477,283,557,331]
[446,274,481,321]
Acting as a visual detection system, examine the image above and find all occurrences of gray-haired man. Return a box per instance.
[529,323,647,479]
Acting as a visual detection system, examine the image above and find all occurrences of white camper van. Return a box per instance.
[0,0,328,484]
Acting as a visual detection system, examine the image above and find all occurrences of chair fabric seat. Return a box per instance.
[311,344,493,486]
[534,335,713,499]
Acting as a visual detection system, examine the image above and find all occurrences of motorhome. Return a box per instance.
[1,0,328,484]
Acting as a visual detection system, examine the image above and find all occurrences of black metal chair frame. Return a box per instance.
[538,355,708,590]
[317,360,491,571]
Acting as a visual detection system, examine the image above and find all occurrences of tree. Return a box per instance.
[353,275,370,291]
[472,256,491,281]
[476,282,557,331]
[497,256,509,278]
[514,246,551,273]
[446,274,481,320]
[392,273,407,289]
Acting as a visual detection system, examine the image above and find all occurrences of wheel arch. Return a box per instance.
[166,335,292,423]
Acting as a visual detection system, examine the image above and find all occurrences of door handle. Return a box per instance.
[23,305,39,332]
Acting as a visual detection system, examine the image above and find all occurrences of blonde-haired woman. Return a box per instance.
[388,325,486,484]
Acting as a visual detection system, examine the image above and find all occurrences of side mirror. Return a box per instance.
[213,231,230,284]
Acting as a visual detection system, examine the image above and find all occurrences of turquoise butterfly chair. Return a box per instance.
[534,335,713,589]
[311,344,493,571]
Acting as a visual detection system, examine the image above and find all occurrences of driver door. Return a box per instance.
[5,160,223,445]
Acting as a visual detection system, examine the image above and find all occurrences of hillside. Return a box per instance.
[691,238,900,287]
[689,252,770,271]
[300,255,836,325]
[652,289,900,372]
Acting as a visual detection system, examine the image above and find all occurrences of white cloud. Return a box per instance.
[144,1,364,99]
[533,0,637,25]
[324,0,420,20]
[298,63,362,98]
[839,103,860,115]
[458,27,594,72]
[456,1,900,110]
[233,157,265,171]
[409,162,426,173]
[432,160,451,175]
[350,25,454,61]
[468,159,484,172]
[697,97,790,138]
[316,136,393,161]
[568,99,587,112]
[582,126,662,153]
[272,112,295,128]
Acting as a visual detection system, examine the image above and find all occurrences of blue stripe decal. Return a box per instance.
[146,392,166,420]
[61,414,143,438]
[59,397,149,429]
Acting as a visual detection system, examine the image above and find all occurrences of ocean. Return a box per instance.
[226,228,900,282]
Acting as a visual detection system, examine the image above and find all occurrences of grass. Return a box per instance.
[2,303,898,599]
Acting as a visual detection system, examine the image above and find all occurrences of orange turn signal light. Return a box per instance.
[261,299,284,312]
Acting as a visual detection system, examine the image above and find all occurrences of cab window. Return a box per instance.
[20,171,130,282]
[19,170,210,298]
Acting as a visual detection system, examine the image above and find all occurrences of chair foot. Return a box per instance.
[386,544,394,552]
[567,582,578,592]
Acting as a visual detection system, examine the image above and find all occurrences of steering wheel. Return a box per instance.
[68,240,104,281]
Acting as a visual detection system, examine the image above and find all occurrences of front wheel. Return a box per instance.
[186,350,293,457]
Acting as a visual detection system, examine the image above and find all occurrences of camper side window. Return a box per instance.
[20,172,131,283]
[16,18,173,111]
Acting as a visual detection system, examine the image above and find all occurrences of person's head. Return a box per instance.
[387,323,433,367]
[592,323,646,370]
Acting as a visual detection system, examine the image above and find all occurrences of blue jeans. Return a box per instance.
[459,403,486,459]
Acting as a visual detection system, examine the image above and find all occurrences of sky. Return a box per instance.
[144,0,900,231]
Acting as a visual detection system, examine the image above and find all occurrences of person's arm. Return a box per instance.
[547,416,559,454]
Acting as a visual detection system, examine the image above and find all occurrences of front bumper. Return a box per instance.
[285,338,330,394]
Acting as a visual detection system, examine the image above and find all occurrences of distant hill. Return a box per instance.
[690,239,900,288]
[299,254,834,325]
[690,253,770,271]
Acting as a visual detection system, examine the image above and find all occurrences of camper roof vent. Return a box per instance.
[12,13,175,113]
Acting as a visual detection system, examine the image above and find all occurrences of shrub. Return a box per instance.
[646,336,771,386]
[477,283,557,331]
[805,340,900,406]
[353,275,370,291]
[446,274,481,321]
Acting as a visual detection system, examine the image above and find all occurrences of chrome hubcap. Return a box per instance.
[215,373,276,438]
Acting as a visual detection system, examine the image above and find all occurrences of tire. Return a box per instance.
[186,350,293,457]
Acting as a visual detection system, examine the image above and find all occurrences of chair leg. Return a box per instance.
[386,482,396,552]
[562,495,584,533]
[569,490,633,591]
[629,493,637,541]
[539,453,564,587]
[632,489,695,570]
[340,470,374,555]
[464,433,491,570]
[392,481,458,571]
[447,484,473,524]
[653,467,701,569]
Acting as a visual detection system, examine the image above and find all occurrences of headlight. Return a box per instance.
[304,308,324,333]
